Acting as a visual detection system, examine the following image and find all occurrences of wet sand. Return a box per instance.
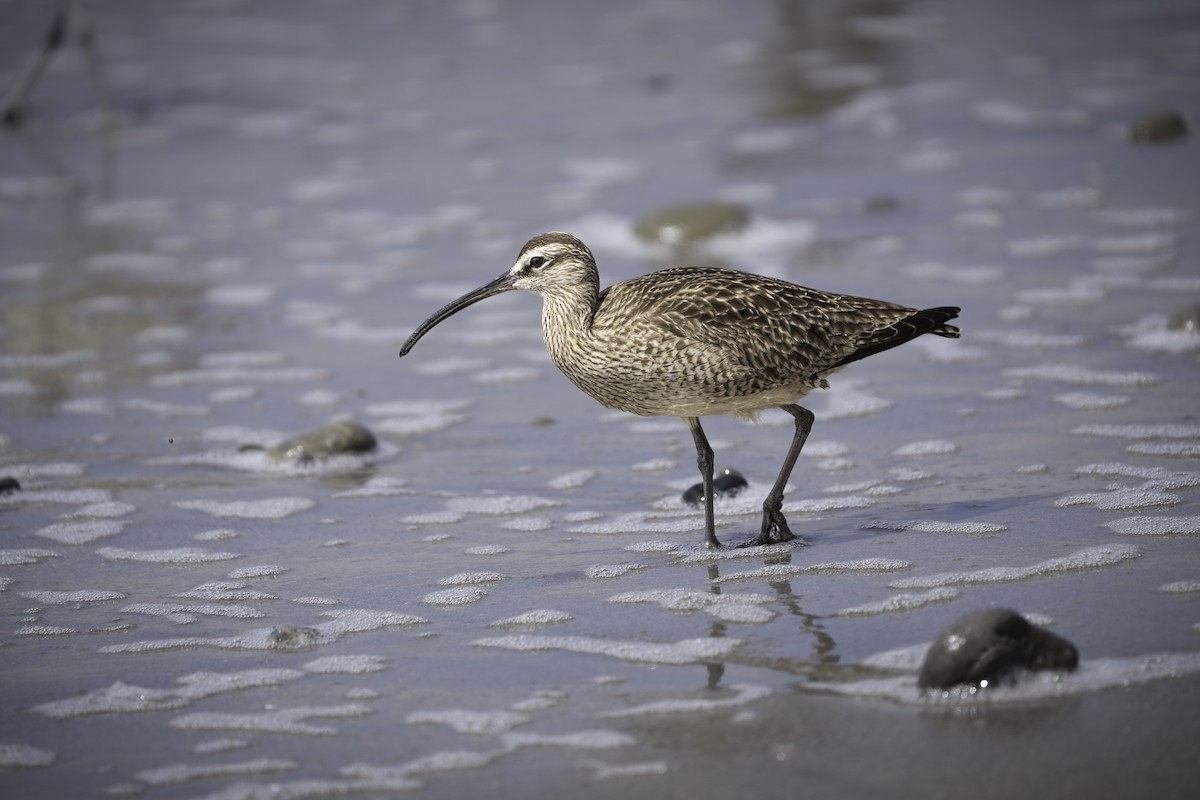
[2,0,1199,797]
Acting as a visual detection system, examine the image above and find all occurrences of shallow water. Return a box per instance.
[2,0,1199,797]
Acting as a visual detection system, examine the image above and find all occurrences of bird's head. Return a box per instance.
[399,232,598,357]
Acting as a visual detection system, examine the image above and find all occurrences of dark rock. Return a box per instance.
[1167,305,1200,333]
[682,467,749,507]
[1129,110,1188,144]
[264,420,377,463]
[0,476,21,495]
[634,202,749,246]
[918,608,1078,689]
[266,625,323,650]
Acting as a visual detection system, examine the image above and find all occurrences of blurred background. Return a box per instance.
[2,1,1198,798]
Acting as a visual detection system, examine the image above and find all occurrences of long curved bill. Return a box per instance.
[399,272,516,357]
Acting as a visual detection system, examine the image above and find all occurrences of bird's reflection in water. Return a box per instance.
[698,551,841,690]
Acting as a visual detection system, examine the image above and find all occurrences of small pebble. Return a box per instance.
[682,467,749,507]
[918,608,1078,689]
[1128,110,1188,144]
[0,476,20,495]
[259,420,377,463]
[1167,305,1200,333]
[634,201,749,246]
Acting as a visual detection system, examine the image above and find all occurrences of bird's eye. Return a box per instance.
[527,256,546,269]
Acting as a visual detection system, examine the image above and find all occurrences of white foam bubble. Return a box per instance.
[1159,581,1200,593]
[56,396,115,415]
[413,356,493,376]
[85,197,174,228]
[569,512,704,535]
[404,511,465,525]
[0,742,55,767]
[975,99,1087,129]
[624,540,681,553]
[173,582,275,601]
[585,564,647,579]
[21,589,126,605]
[1073,423,1200,440]
[296,388,338,406]
[151,367,325,387]
[473,366,544,384]
[1015,281,1106,306]
[1005,364,1159,387]
[0,378,38,396]
[193,738,250,755]
[574,757,654,780]
[1055,485,1180,511]
[599,683,771,718]
[973,330,1087,348]
[62,501,137,519]
[200,352,286,372]
[174,497,315,519]
[228,565,290,579]
[99,609,426,654]
[332,477,408,498]
[98,547,240,565]
[1007,234,1086,257]
[900,262,1004,285]
[124,398,210,416]
[0,548,60,566]
[464,544,511,555]
[1127,442,1200,457]
[9,485,113,505]
[292,596,341,606]
[437,571,507,586]
[406,709,530,735]
[35,668,305,718]
[630,458,676,472]
[34,520,124,545]
[303,655,387,674]
[888,543,1142,589]
[892,440,957,456]
[835,587,960,616]
[1105,515,1200,536]
[898,141,960,172]
[812,379,894,420]
[85,251,176,274]
[499,729,636,750]
[0,350,96,369]
[499,516,554,532]
[446,495,561,515]
[864,520,1008,535]
[808,651,1200,704]
[1074,463,1200,489]
[547,469,597,490]
[1118,314,1200,354]
[136,758,296,787]
[172,702,372,735]
[712,557,912,585]
[473,634,741,665]
[119,603,265,624]
[194,529,239,542]
[609,588,776,624]
[16,625,77,636]
[1052,392,1131,409]
[490,610,574,628]
[422,587,488,605]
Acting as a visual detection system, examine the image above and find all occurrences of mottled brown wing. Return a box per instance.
[605,268,928,382]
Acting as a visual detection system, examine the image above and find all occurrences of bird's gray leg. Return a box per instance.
[685,416,723,549]
[744,404,814,547]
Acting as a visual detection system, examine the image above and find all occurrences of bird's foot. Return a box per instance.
[738,510,795,547]
[703,534,725,550]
